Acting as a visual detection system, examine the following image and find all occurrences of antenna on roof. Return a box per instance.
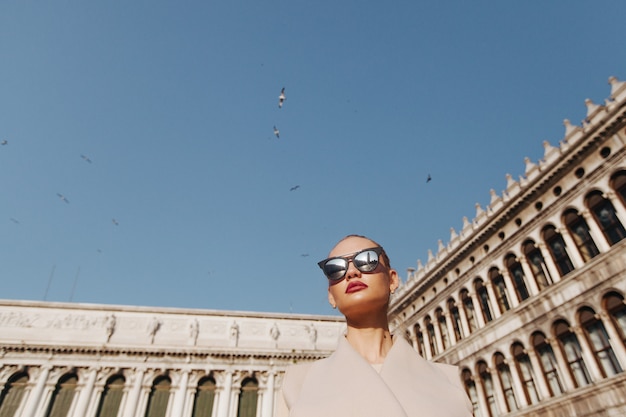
[69,266,80,302]
[44,265,56,301]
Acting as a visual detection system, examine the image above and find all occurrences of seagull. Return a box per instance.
[278,87,286,108]
[112,218,119,226]
[1,140,7,146]
[426,174,432,183]
[273,126,280,138]
[300,253,309,257]
[80,154,92,163]
[290,185,300,191]
[10,218,19,224]
[56,193,70,204]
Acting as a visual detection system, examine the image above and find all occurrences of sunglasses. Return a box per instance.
[317,247,385,282]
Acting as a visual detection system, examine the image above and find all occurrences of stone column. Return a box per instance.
[444,312,457,346]
[406,325,419,351]
[171,369,190,417]
[473,375,492,417]
[72,367,98,417]
[489,367,509,414]
[526,349,550,400]
[432,316,445,353]
[605,191,626,227]
[506,355,529,408]
[21,366,51,417]
[519,257,540,296]
[537,242,562,283]
[261,371,275,417]
[485,281,501,319]
[500,270,519,308]
[122,368,145,417]
[470,291,486,328]
[581,209,611,252]
[598,311,626,369]
[215,371,233,417]
[422,324,433,360]
[547,337,576,391]
[557,227,585,268]
[457,302,471,337]
[572,326,603,381]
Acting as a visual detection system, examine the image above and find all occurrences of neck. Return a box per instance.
[345,326,393,364]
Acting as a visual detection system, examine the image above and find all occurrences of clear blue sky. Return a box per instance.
[1,1,624,316]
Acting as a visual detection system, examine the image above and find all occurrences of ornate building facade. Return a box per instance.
[2,76,626,417]
[388,76,626,417]
[0,301,345,417]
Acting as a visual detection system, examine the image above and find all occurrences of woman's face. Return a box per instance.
[326,236,399,318]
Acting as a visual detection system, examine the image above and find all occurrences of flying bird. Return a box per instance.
[278,87,285,108]
[1,140,7,146]
[426,174,432,183]
[273,126,280,138]
[10,218,20,224]
[56,193,70,204]
[112,218,119,226]
[80,154,92,163]
[300,253,309,257]
[290,185,300,191]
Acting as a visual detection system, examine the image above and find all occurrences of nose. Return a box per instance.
[344,260,362,280]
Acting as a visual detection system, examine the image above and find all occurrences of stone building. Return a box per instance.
[2,76,626,417]
[389,76,626,416]
[0,301,345,417]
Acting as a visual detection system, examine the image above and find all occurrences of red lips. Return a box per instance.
[346,281,368,293]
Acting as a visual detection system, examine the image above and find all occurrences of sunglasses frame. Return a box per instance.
[317,246,385,282]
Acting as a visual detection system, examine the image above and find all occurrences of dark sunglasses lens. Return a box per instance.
[323,258,348,281]
[353,250,379,272]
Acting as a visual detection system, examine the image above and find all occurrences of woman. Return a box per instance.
[276,235,472,417]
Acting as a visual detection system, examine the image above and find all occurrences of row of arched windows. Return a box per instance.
[408,171,626,359]
[0,372,258,417]
[460,291,626,416]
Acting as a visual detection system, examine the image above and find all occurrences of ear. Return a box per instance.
[389,268,400,294]
[328,289,336,308]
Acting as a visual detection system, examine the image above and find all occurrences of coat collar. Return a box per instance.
[290,336,472,417]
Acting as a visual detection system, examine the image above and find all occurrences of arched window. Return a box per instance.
[505,255,530,302]
[579,307,623,377]
[460,289,477,333]
[0,372,29,417]
[414,323,425,356]
[511,342,540,405]
[192,377,216,417]
[542,226,574,277]
[477,361,498,417]
[436,308,450,349]
[95,375,125,417]
[461,369,482,417]
[554,320,591,387]
[237,377,258,417]
[488,268,510,313]
[494,352,518,412]
[587,191,626,245]
[604,292,626,344]
[145,376,172,417]
[447,298,463,341]
[474,279,493,323]
[45,374,78,417]
[563,209,600,262]
[532,332,564,396]
[611,171,626,207]
[522,240,552,290]
[424,316,438,356]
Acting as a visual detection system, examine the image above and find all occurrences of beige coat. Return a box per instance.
[276,336,473,417]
